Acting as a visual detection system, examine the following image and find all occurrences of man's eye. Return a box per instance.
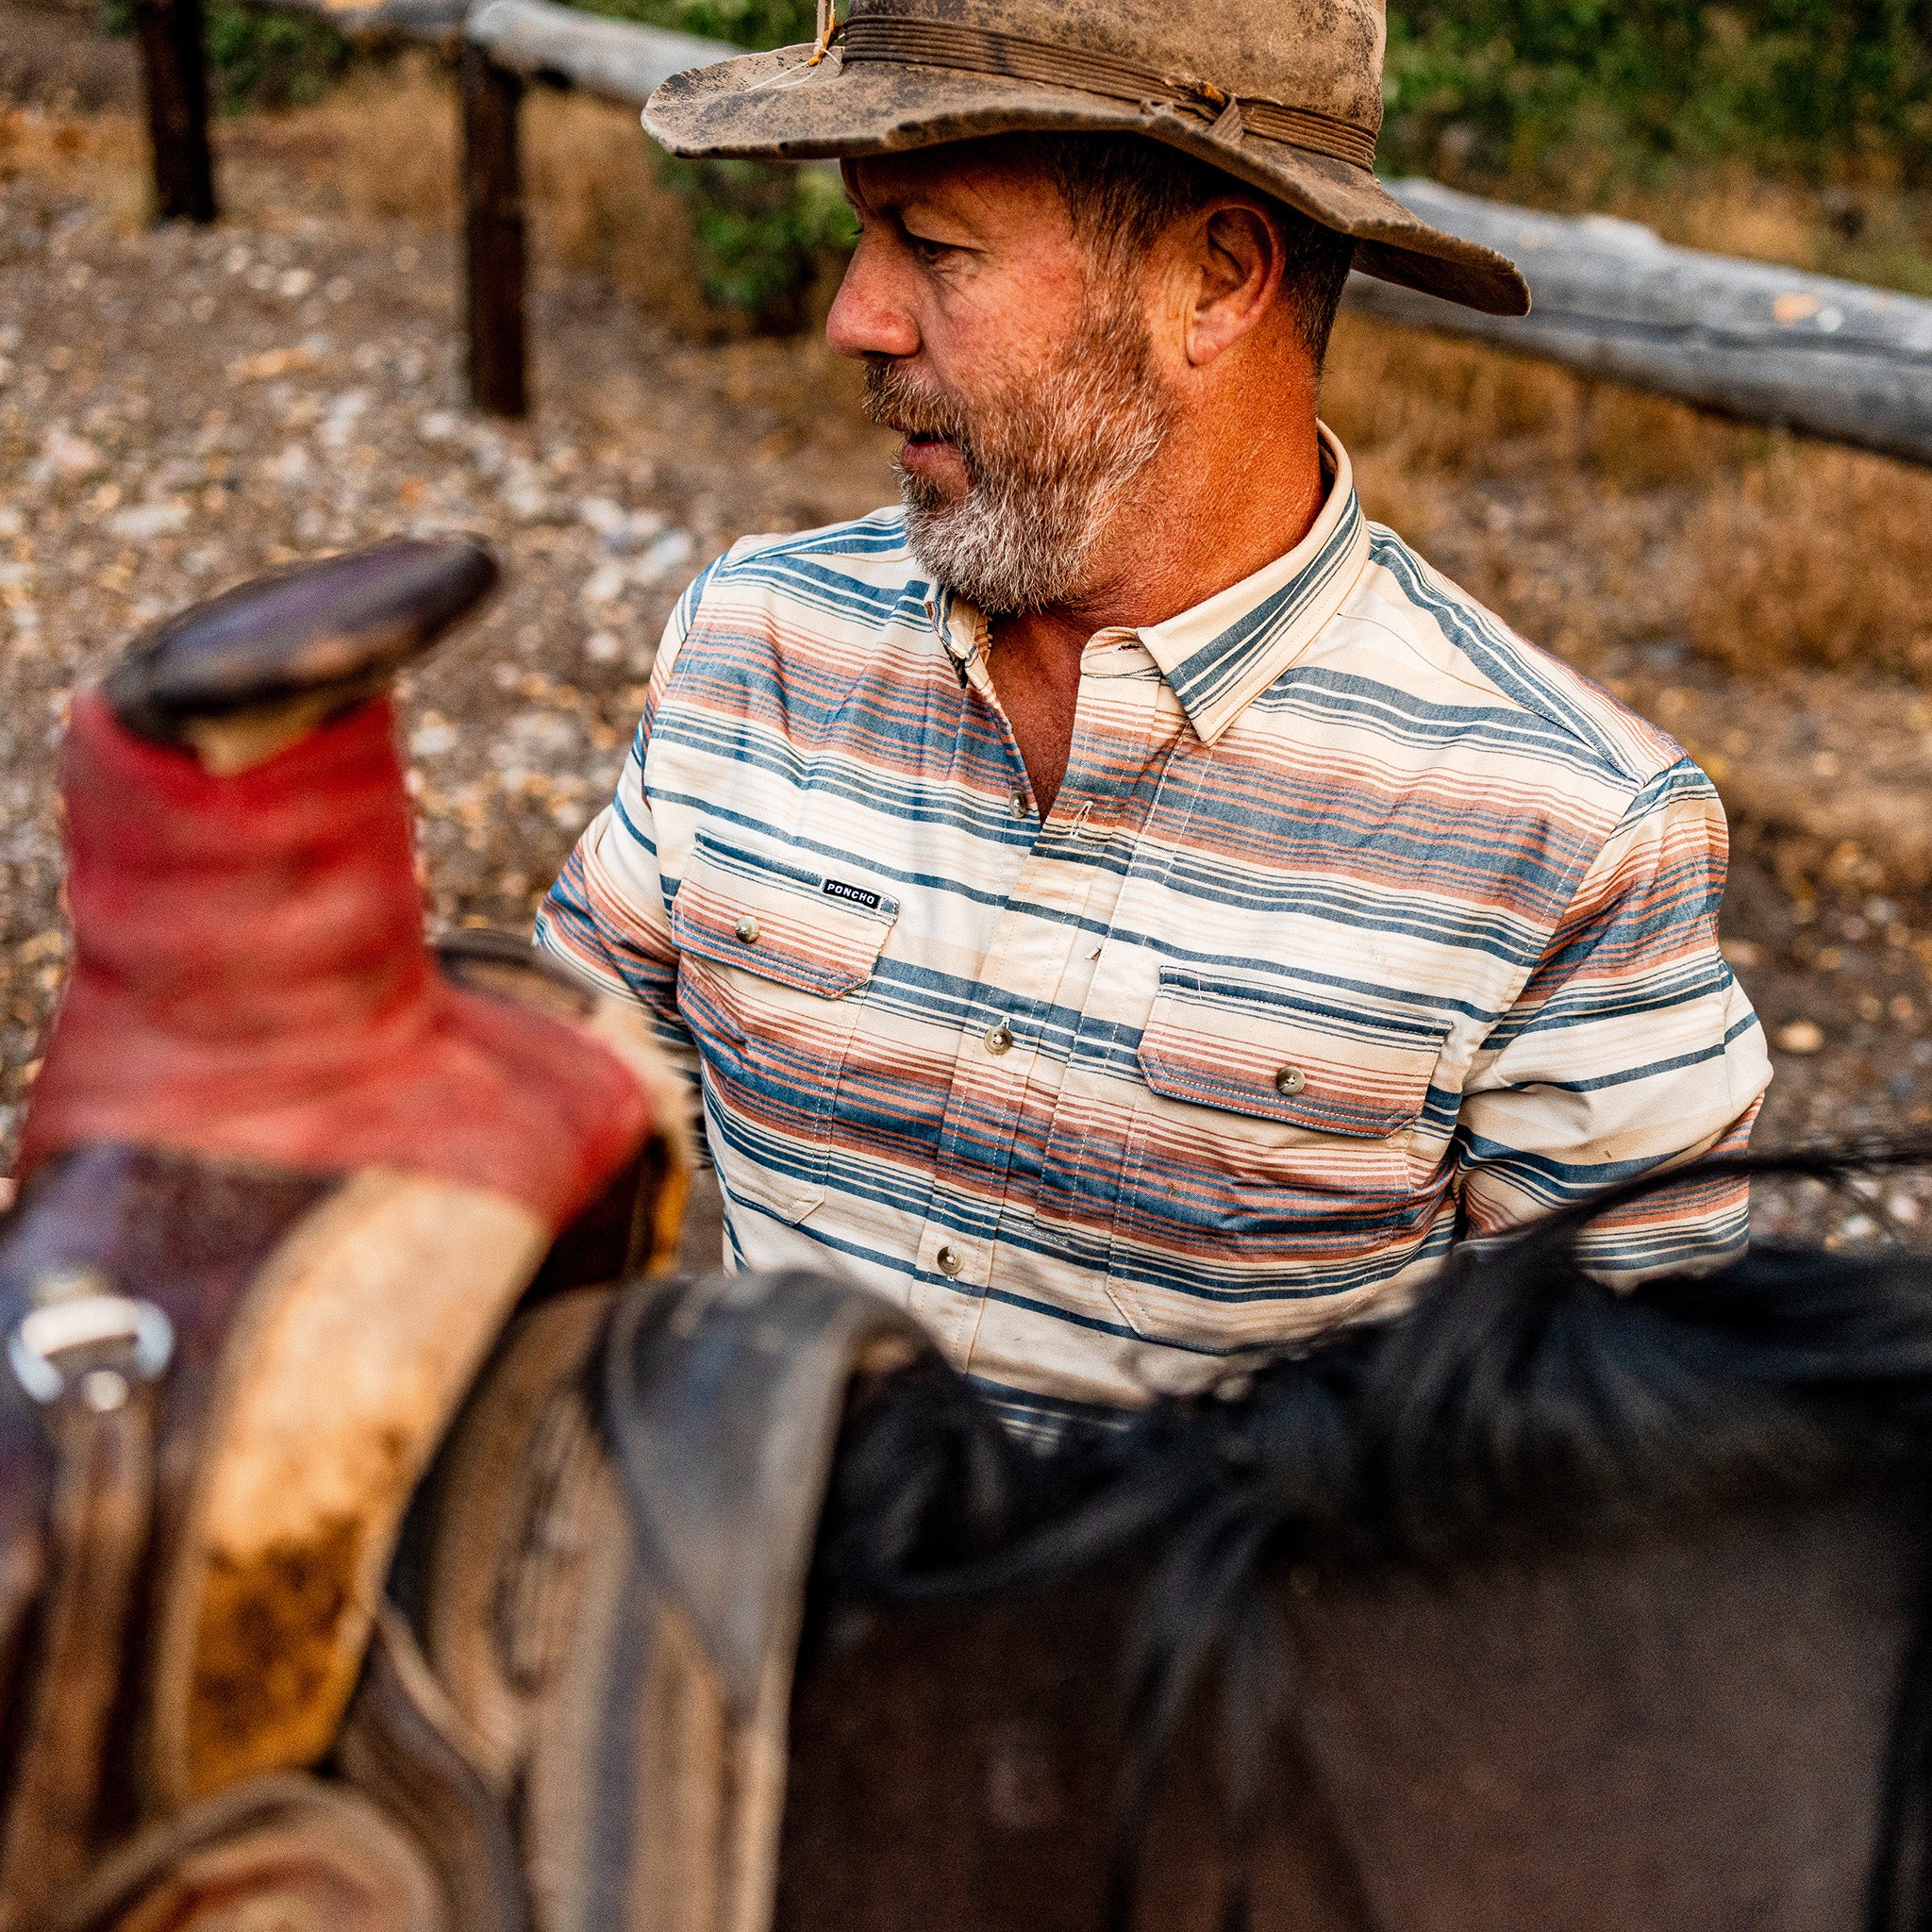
[906,233,954,265]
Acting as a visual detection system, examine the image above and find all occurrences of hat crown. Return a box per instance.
[846,0,1387,136]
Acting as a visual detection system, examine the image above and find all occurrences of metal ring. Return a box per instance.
[8,1295,175,1406]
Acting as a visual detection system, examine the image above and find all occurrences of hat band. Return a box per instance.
[840,15,1379,172]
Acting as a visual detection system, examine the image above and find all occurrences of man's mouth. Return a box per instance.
[895,430,968,486]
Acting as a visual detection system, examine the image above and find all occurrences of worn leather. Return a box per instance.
[105,537,497,754]
[603,1271,929,1714]
[641,0,1531,315]
[20,693,652,1231]
[51,1773,448,1932]
[417,1270,936,1932]
[0,542,682,1901]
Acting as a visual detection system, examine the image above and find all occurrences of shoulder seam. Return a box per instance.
[1362,528,1675,791]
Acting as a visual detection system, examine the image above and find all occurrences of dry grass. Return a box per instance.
[1323,316,1745,498]
[237,56,715,332]
[1323,312,1932,684]
[0,99,143,223]
[1684,445,1932,678]
[1609,166,1932,299]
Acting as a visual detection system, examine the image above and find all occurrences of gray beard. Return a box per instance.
[864,297,1176,618]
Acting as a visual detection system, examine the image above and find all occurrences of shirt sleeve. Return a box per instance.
[1453,756,1772,1280]
[535,570,712,1104]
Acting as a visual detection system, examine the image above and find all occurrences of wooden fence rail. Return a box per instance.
[129,0,1932,465]
[1351,180,1932,470]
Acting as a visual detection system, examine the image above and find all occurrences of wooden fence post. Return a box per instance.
[461,42,529,419]
[130,0,218,225]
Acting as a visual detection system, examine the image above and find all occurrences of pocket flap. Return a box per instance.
[1138,971,1444,1138]
[671,831,898,999]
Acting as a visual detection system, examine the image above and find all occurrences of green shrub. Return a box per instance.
[574,0,817,49]
[1382,2,1932,186]
[658,155,857,333]
[573,0,846,330]
[101,0,351,112]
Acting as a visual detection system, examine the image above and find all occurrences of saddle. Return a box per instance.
[0,541,943,1932]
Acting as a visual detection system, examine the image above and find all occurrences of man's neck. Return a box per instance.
[986,405,1327,814]
[1035,405,1328,640]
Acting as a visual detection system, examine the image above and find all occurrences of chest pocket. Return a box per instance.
[1105,968,1449,1351]
[672,829,898,1225]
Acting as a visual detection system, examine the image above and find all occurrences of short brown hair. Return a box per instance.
[1025,133,1357,364]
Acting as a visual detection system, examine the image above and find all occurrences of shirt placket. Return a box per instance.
[911,629,1174,1354]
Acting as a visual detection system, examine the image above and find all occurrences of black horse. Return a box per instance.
[774,1154,1932,1932]
[539,1156,1932,1932]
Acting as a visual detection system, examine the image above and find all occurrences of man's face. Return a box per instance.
[828,142,1178,617]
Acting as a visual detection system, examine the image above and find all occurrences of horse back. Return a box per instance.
[775,1489,1923,1932]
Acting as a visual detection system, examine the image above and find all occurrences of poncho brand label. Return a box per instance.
[822,878,882,912]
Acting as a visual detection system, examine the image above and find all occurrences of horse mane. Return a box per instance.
[808,1145,1932,1932]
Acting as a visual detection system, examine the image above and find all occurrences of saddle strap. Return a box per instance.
[0,1379,162,1928]
[336,1607,526,1932]
[48,1773,443,1932]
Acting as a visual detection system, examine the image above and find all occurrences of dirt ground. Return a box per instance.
[6,8,1932,1249]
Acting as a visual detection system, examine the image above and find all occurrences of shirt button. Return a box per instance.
[1010,792,1029,819]
[984,1023,1014,1056]
[1274,1065,1307,1096]
[936,1244,964,1276]
[735,915,760,944]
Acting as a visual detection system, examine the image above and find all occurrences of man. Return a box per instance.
[540,0,1770,1440]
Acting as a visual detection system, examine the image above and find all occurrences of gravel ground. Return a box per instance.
[5,47,1932,1251]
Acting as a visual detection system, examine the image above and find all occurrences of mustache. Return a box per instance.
[862,359,974,450]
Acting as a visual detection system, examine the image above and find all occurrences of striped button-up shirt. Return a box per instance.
[541,429,1770,1438]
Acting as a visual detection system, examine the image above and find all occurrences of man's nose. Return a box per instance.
[824,238,922,362]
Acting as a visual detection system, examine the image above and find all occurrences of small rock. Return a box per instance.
[1775,1018,1825,1055]
[581,560,629,608]
[578,496,627,539]
[631,528,694,586]
[40,427,103,479]
[318,391,369,451]
[108,501,190,540]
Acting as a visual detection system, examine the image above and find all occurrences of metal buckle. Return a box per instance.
[8,1280,175,1410]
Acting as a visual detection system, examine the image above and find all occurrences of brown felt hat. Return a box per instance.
[641,0,1530,317]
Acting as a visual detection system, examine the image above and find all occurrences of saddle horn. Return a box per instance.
[103,537,498,774]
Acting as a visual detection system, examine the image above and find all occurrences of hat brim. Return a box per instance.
[643,43,1531,318]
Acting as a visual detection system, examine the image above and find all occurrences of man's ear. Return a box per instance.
[1183,200,1289,368]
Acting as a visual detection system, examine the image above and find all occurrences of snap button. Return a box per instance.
[984,1023,1014,1056]
[1010,792,1029,819]
[936,1244,963,1276]
[1274,1064,1307,1096]
[735,915,760,945]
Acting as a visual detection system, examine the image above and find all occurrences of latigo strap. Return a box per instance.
[840,14,1381,170]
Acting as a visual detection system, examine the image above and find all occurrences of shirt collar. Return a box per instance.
[930,581,982,685]
[1138,425,1369,744]
[927,424,1370,741]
